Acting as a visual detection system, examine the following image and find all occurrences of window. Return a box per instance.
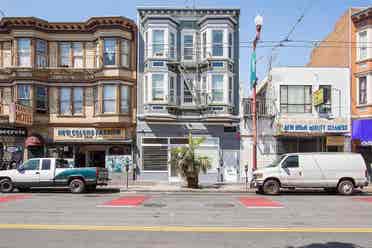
[282,156,299,168]
[169,33,175,59]
[56,159,70,169]
[93,87,99,114]
[36,86,47,112]
[212,30,223,56]
[59,87,83,115]
[73,87,83,114]
[153,30,164,57]
[121,39,130,67]
[212,61,224,68]
[169,76,176,104]
[144,76,148,102]
[103,85,116,113]
[152,61,165,67]
[17,85,31,107]
[228,32,233,59]
[72,42,83,68]
[41,159,51,170]
[36,39,47,68]
[359,31,367,61]
[103,38,116,66]
[59,42,71,67]
[359,76,367,105]
[120,85,130,113]
[280,85,312,113]
[183,80,193,104]
[202,76,207,92]
[145,32,148,58]
[18,38,31,67]
[183,34,194,60]
[22,159,40,170]
[211,75,224,102]
[202,32,207,58]
[318,85,331,113]
[228,77,233,104]
[152,74,165,101]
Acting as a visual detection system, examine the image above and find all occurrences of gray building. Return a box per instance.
[136,8,240,183]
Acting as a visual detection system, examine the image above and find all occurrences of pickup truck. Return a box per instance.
[0,158,109,193]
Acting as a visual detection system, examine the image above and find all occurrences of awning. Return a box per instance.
[352,119,372,145]
[25,136,43,147]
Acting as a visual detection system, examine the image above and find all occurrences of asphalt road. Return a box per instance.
[0,189,372,248]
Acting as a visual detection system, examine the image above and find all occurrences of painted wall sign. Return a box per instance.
[0,127,27,137]
[326,136,345,146]
[54,127,126,141]
[313,88,324,106]
[9,103,33,126]
[279,118,350,133]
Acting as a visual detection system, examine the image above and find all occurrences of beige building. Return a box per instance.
[0,16,137,168]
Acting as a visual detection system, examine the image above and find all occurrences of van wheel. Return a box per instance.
[338,180,354,196]
[256,186,264,194]
[69,179,85,194]
[263,179,280,195]
[324,188,336,194]
[0,179,14,193]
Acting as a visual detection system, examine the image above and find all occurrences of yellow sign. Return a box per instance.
[9,103,33,126]
[313,89,324,106]
[326,136,345,146]
[53,127,126,141]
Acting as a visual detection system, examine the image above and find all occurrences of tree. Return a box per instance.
[169,133,212,188]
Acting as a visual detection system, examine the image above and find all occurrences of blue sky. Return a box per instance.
[1,0,371,96]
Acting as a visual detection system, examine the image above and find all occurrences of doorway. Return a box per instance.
[89,151,105,168]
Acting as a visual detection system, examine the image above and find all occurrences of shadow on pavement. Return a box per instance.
[287,242,365,248]
[13,187,120,194]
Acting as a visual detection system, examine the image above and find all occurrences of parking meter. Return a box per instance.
[244,164,249,191]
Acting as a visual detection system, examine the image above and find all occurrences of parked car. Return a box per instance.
[251,153,369,195]
[0,158,109,193]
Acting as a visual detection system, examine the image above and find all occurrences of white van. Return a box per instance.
[251,153,369,195]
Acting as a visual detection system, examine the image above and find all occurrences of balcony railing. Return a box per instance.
[242,98,275,118]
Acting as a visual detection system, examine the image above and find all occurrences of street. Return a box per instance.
[0,190,372,247]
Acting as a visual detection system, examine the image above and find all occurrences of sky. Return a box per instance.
[1,0,371,96]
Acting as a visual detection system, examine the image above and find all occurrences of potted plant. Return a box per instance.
[170,133,212,188]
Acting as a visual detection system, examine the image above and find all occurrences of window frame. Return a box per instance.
[36,39,48,68]
[59,42,72,67]
[182,33,194,61]
[151,74,165,102]
[72,42,84,68]
[318,85,332,114]
[212,30,224,57]
[35,85,48,113]
[152,30,165,57]
[103,38,116,66]
[211,74,225,103]
[102,85,117,113]
[59,87,84,116]
[17,38,32,67]
[228,76,233,104]
[120,39,131,68]
[358,30,368,61]
[17,84,32,107]
[120,85,130,114]
[282,155,299,168]
[280,85,312,113]
[358,76,367,105]
[169,32,176,59]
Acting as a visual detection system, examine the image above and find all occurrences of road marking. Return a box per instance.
[97,196,148,208]
[238,197,283,208]
[0,224,371,233]
[0,195,30,203]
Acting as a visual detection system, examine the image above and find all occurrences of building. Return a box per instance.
[136,8,240,183]
[307,7,372,175]
[241,67,351,180]
[0,16,137,169]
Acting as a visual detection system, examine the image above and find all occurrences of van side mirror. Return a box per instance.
[17,165,24,171]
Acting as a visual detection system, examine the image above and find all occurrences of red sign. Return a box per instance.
[9,103,33,126]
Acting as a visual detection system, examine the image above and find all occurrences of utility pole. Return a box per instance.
[251,15,263,172]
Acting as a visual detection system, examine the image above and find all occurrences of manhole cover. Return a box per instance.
[143,203,167,208]
[205,203,235,208]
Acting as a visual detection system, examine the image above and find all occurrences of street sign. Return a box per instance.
[313,88,324,106]
[250,51,256,89]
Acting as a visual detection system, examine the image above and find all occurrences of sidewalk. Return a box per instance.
[108,180,372,193]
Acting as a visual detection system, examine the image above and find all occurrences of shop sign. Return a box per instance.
[9,103,33,126]
[361,141,372,146]
[0,127,27,137]
[326,136,345,146]
[313,89,324,106]
[54,127,126,141]
[279,118,349,133]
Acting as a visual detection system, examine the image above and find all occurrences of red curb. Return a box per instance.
[239,197,283,208]
[102,196,149,207]
[0,195,30,203]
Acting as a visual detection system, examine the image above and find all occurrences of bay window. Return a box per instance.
[103,38,116,66]
[72,42,83,68]
[17,85,31,107]
[36,86,48,112]
[280,85,312,113]
[103,85,116,113]
[212,30,223,57]
[18,38,31,67]
[36,39,47,68]
[121,39,130,67]
[183,34,194,60]
[211,75,224,103]
[359,76,367,105]
[120,85,130,113]
[153,30,164,57]
[59,43,71,67]
[152,74,165,101]
[59,87,84,115]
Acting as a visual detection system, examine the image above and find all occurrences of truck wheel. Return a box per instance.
[337,180,354,196]
[263,179,280,195]
[69,179,85,194]
[86,185,97,192]
[0,179,14,193]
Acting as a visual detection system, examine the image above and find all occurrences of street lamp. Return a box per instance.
[251,14,263,172]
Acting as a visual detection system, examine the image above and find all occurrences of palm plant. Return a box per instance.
[170,133,212,188]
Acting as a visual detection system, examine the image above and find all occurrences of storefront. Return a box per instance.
[0,127,27,169]
[352,119,372,180]
[49,127,133,169]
